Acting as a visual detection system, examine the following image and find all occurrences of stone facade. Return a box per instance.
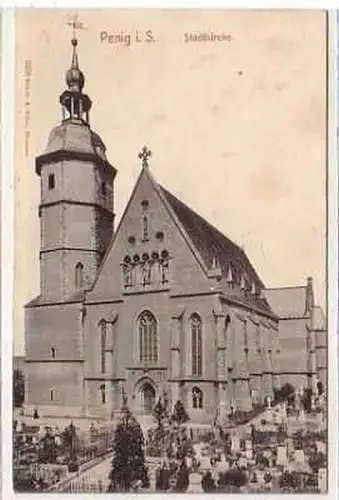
[23,37,327,424]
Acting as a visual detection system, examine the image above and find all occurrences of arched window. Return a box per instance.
[100,384,106,404]
[191,314,202,376]
[51,347,56,360]
[50,389,54,401]
[100,321,107,374]
[138,311,158,364]
[192,387,203,409]
[142,215,149,241]
[75,262,84,289]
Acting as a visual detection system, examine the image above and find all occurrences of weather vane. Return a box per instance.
[66,13,87,40]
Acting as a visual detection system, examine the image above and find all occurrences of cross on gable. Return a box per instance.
[66,13,87,40]
[138,146,152,168]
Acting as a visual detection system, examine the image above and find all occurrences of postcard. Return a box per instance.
[7,7,335,496]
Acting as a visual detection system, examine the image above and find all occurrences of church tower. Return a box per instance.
[36,36,116,302]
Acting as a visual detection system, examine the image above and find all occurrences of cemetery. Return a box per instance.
[12,383,327,494]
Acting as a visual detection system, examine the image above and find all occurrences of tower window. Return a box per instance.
[48,174,55,190]
[101,182,106,196]
[51,347,56,360]
[75,262,84,289]
[50,389,54,401]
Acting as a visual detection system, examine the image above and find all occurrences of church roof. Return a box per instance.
[264,286,308,319]
[159,186,265,290]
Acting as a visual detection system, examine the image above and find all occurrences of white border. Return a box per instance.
[1,7,15,500]
[1,5,338,500]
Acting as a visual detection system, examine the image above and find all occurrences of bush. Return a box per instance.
[276,383,295,402]
[218,468,248,490]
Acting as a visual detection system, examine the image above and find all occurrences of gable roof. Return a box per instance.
[264,286,307,319]
[159,186,265,290]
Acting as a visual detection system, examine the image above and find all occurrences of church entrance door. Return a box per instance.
[142,383,156,414]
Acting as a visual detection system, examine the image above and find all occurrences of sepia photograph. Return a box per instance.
[11,8,330,494]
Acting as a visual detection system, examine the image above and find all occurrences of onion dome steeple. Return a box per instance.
[59,36,92,124]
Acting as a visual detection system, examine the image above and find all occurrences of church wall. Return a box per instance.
[25,361,83,410]
[41,204,62,249]
[41,161,95,205]
[25,302,83,361]
[182,381,218,424]
[277,318,309,375]
[25,302,85,413]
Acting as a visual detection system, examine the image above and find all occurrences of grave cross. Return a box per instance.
[138,146,152,168]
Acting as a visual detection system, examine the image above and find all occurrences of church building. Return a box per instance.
[24,37,327,424]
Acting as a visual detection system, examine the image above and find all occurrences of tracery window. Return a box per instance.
[138,311,158,364]
[192,387,203,409]
[100,321,107,374]
[142,215,149,241]
[191,314,202,376]
[75,262,84,289]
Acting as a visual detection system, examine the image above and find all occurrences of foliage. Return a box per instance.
[38,430,57,464]
[317,381,324,396]
[171,400,189,426]
[308,452,326,473]
[108,410,149,492]
[301,388,313,413]
[13,369,25,407]
[202,471,217,492]
[274,383,295,403]
[279,471,299,490]
[218,468,248,490]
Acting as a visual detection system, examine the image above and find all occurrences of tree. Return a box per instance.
[308,452,326,473]
[13,369,25,407]
[108,401,149,492]
[171,400,189,426]
[39,429,57,464]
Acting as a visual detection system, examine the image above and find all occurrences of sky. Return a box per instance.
[14,9,327,355]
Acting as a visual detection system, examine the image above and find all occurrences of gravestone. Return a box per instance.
[318,468,327,493]
[294,449,305,463]
[187,472,203,493]
[245,440,252,451]
[299,409,305,424]
[316,441,326,454]
[277,446,288,467]
[231,434,240,454]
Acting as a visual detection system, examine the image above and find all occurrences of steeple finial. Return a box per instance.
[59,16,92,124]
[138,146,152,168]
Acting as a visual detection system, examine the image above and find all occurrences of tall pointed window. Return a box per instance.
[138,311,158,364]
[75,262,84,289]
[191,314,202,376]
[100,384,106,405]
[142,215,149,241]
[100,321,107,374]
